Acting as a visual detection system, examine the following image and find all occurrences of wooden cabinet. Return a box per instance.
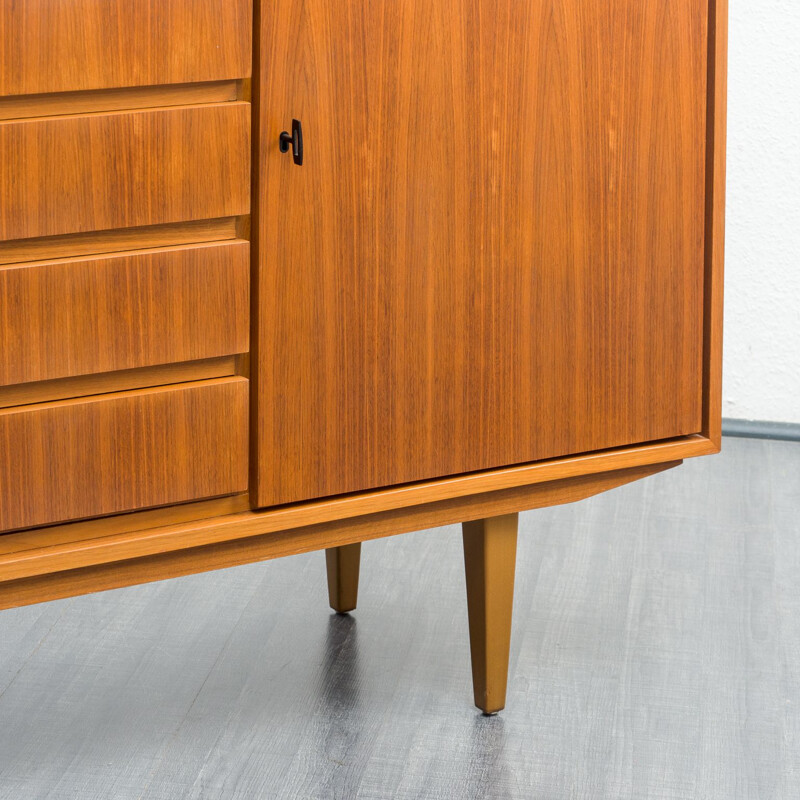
[0,0,727,713]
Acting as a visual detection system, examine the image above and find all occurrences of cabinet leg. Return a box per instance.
[462,513,519,714]
[325,543,362,614]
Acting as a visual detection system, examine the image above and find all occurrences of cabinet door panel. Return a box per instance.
[0,0,252,96]
[255,0,708,507]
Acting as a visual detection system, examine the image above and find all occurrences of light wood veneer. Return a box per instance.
[255,0,708,506]
[0,104,250,241]
[0,241,249,386]
[0,378,249,532]
[0,0,252,96]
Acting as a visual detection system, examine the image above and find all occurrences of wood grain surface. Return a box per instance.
[0,378,249,532]
[0,441,697,590]
[0,241,250,386]
[0,435,709,580]
[0,0,252,96]
[255,0,709,506]
[0,461,679,596]
[0,103,250,241]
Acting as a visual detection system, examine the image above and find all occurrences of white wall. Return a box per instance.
[723,2,800,424]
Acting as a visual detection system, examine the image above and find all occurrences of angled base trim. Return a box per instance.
[0,461,681,610]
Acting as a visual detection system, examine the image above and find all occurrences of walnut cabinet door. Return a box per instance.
[254,0,709,507]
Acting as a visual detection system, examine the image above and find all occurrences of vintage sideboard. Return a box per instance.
[0,0,726,713]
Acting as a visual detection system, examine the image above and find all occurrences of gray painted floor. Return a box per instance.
[0,436,798,799]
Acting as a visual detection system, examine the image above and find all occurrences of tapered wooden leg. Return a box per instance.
[462,513,519,714]
[325,543,362,613]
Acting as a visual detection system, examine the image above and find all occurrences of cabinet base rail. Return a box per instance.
[0,443,710,712]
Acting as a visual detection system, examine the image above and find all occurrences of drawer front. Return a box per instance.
[0,0,252,96]
[0,241,250,386]
[0,103,250,241]
[0,378,248,532]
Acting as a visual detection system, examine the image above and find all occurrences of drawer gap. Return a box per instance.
[0,357,243,410]
[0,81,243,122]
[0,218,242,267]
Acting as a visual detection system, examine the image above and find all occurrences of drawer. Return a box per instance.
[0,103,250,241]
[0,240,250,386]
[0,0,252,96]
[0,377,249,532]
